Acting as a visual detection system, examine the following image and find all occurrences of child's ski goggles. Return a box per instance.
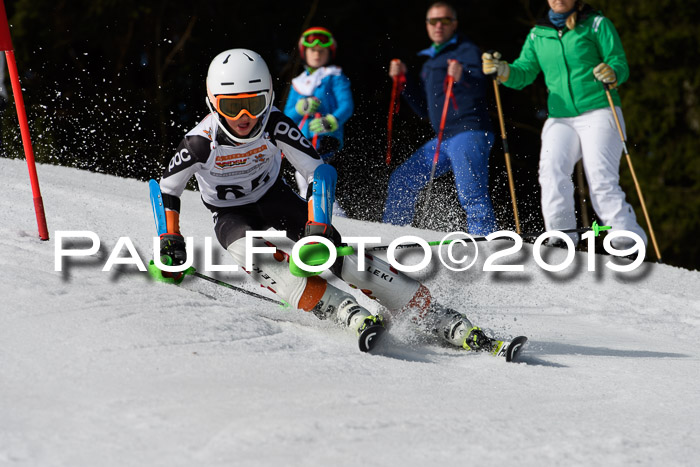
[213,92,268,120]
[301,30,334,48]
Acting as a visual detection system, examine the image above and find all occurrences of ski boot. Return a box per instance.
[336,296,386,352]
[393,285,527,361]
[421,303,508,357]
[463,327,528,361]
[352,310,386,353]
[462,326,506,356]
[464,327,529,362]
[311,284,386,352]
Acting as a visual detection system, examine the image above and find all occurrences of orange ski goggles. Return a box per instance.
[213,92,268,120]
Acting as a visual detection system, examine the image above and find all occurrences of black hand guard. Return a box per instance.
[159,233,187,266]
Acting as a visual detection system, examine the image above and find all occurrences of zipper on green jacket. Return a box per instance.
[557,28,580,115]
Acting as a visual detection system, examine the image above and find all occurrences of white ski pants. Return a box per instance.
[539,107,647,245]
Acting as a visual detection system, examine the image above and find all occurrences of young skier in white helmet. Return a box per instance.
[154,48,506,354]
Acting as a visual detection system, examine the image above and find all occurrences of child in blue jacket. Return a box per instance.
[284,27,354,210]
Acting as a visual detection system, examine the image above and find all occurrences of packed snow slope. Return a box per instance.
[1,157,699,467]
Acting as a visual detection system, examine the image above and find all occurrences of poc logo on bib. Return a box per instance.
[274,121,312,149]
[169,149,192,170]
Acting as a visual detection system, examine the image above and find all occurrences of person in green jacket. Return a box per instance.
[482,0,647,249]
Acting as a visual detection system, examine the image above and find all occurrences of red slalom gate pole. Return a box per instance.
[1,0,49,240]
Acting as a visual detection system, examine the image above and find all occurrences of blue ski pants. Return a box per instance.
[382,130,497,235]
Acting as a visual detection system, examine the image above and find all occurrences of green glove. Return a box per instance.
[309,114,338,134]
[295,97,321,116]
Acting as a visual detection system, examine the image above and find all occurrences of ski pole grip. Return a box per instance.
[289,243,330,277]
[336,246,355,256]
[389,58,405,79]
[389,58,399,75]
[485,49,499,79]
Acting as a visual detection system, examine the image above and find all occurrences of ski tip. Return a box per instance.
[358,325,386,353]
[505,336,528,362]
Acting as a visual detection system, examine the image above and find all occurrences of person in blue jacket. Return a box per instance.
[284,27,354,209]
[383,2,497,235]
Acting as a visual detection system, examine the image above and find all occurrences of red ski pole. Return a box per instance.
[311,112,321,149]
[386,60,405,166]
[425,74,455,196]
[386,75,399,166]
[299,113,309,130]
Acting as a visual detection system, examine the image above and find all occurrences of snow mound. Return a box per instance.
[1,158,699,466]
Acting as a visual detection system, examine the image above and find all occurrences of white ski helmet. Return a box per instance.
[205,49,275,144]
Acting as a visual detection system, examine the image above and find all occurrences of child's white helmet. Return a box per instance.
[205,49,275,144]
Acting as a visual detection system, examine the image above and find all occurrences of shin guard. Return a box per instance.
[338,253,420,311]
[339,252,474,347]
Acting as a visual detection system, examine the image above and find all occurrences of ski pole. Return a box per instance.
[419,73,455,228]
[603,84,662,262]
[147,181,287,306]
[312,112,321,149]
[148,258,286,307]
[298,114,318,149]
[425,74,454,198]
[491,74,521,234]
[364,221,610,252]
[519,221,610,240]
[299,113,309,131]
[288,223,611,267]
[189,269,287,307]
[386,74,399,166]
[386,62,405,166]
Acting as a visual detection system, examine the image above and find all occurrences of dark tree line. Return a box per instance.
[2,0,698,270]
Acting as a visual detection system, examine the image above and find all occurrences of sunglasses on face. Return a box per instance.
[214,92,268,120]
[301,31,334,48]
[426,17,455,26]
